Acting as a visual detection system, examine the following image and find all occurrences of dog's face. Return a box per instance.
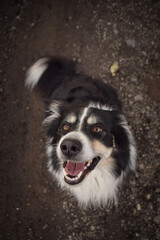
[45,101,122,193]
[56,105,115,185]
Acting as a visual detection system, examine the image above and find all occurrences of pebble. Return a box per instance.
[137,204,141,211]
[154,215,160,224]
[139,163,144,169]
[155,188,160,193]
[142,50,147,56]
[28,228,33,238]
[146,194,151,200]
[30,22,35,28]
[43,188,47,194]
[156,149,160,155]
[90,225,95,231]
[126,39,136,48]
[42,224,48,230]
[134,94,143,102]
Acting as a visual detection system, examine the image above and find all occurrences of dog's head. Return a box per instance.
[45,102,117,184]
[44,100,136,194]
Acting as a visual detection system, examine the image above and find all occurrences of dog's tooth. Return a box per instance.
[87,160,92,167]
[77,171,82,179]
[65,175,70,180]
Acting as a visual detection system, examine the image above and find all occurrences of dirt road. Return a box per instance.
[0,1,160,239]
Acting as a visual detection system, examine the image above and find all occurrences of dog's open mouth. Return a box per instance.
[63,156,101,185]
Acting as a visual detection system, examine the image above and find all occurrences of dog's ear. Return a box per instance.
[112,116,136,176]
[25,56,76,100]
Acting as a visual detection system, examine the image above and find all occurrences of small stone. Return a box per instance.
[11,26,16,31]
[146,194,151,200]
[139,163,144,169]
[149,204,153,210]
[155,188,160,193]
[154,215,160,224]
[155,135,158,140]
[43,188,47,194]
[90,225,95,231]
[156,149,160,155]
[137,204,141,211]
[126,39,136,48]
[31,22,35,28]
[16,15,21,21]
[43,224,48,230]
[113,28,119,35]
[28,228,33,238]
[142,50,147,56]
[134,94,143,102]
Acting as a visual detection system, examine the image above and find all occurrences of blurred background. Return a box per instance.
[0,0,159,239]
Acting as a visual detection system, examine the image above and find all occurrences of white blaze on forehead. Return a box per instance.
[78,107,89,130]
[88,102,113,111]
[78,103,113,130]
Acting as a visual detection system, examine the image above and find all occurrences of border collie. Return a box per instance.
[25,57,136,207]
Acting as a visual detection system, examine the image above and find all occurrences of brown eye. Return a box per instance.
[92,126,103,133]
[62,124,70,131]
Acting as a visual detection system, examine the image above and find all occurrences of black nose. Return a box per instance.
[60,139,82,158]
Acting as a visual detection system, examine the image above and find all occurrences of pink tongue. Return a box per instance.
[65,161,86,176]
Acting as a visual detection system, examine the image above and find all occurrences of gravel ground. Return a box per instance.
[0,0,160,240]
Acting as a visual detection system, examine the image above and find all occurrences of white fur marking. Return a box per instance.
[25,58,49,90]
[43,101,61,126]
[78,107,89,130]
[88,102,113,111]
[50,161,123,207]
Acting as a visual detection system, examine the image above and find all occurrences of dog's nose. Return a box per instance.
[60,139,82,158]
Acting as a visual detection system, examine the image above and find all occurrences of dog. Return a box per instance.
[25,56,136,207]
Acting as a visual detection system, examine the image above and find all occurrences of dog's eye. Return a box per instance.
[92,126,103,133]
[62,123,70,131]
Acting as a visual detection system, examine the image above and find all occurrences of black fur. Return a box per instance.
[37,57,122,111]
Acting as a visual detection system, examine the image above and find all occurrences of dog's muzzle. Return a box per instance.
[60,138,101,185]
